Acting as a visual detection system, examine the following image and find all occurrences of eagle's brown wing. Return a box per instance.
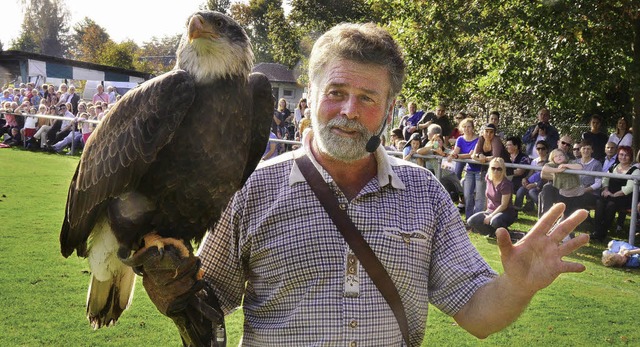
[240,72,275,185]
[60,70,195,257]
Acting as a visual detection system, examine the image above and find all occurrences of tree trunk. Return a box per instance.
[632,15,640,154]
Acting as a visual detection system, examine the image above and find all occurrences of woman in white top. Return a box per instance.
[609,116,632,147]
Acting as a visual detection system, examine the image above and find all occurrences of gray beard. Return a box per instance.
[313,116,377,162]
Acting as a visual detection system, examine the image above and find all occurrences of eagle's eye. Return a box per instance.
[214,19,224,29]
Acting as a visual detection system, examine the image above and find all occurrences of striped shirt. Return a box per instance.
[198,132,497,346]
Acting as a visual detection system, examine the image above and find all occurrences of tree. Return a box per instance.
[204,0,231,13]
[137,34,181,75]
[12,0,69,57]
[289,0,379,33]
[265,3,300,69]
[99,40,138,71]
[69,17,111,63]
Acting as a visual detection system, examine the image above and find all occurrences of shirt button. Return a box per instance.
[349,341,357,347]
[339,203,347,210]
[349,319,358,328]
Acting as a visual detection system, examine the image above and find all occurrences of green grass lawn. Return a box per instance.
[1,148,638,346]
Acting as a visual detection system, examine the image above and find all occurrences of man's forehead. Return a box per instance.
[560,137,572,143]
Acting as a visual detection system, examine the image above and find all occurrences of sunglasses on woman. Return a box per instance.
[490,167,503,172]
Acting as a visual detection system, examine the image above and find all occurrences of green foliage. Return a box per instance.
[204,0,231,13]
[69,17,111,63]
[265,3,301,69]
[99,40,139,71]
[289,0,380,33]
[136,35,182,75]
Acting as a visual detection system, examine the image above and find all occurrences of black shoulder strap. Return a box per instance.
[295,155,412,346]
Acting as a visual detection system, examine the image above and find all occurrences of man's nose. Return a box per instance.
[340,96,359,120]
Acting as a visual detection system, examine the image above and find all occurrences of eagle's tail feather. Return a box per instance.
[86,266,136,329]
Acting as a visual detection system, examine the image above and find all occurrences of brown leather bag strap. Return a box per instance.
[295,155,412,346]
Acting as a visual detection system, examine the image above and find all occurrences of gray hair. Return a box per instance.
[308,23,405,103]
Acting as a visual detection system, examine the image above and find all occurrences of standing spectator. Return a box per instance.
[581,114,607,162]
[504,136,531,193]
[93,84,109,104]
[55,83,70,107]
[608,116,632,148]
[448,112,465,146]
[488,111,504,138]
[602,142,618,173]
[523,107,560,157]
[418,104,452,143]
[261,131,279,161]
[448,117,479,179]
[67,85,81,114]
[272,98,291,141]
[472,123,505,215]
[450,118,481,220]
[293,98,307,131]
[592,146,639,242]
[107,85,118,104]
[467,157,518,237]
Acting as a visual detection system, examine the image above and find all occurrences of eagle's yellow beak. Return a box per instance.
[188,14,220,43]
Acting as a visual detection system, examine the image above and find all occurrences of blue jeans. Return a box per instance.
[462,170,486,220]
[467,210,517,235]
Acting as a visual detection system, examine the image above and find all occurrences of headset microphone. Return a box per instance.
[365,116,389,153]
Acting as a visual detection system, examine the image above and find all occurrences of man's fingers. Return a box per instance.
[532,203,566,238]
[547,209,589,243]
[495,228,513,255]
[559,260,587,274]
[559,233,590,256]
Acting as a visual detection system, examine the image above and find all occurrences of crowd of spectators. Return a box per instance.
[3,83,638,243]
[392,102,639,243]
[0,82,116,153]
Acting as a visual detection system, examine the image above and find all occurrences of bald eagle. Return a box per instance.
[59,11,273,328]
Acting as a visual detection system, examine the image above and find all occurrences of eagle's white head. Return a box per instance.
[175,11,254,83]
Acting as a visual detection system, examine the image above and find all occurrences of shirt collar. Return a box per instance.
[289,129,405,190]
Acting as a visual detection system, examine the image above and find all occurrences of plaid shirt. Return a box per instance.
[199,132,497,346]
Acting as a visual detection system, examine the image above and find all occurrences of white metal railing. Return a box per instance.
[2,113,636,245]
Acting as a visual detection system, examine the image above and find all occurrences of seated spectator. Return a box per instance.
[602,141,618,172]
[514,140,549,211]
[541,149,584,224]
[471,123,505,213]
[387,128,404,151]
[32,105,54,149]
[504,136,530,193]
[78,111,96,144]
[592,146,639,242]
[416,123,447,172]
[467,157,517,237]
[523,107,560,158]
[45,104,75,146]
[402,132,422,165]
[576,141,603,210]
[601,240,640,268]
[401,101,424,140]
[1,127,22,147]
[21,106,39,143]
